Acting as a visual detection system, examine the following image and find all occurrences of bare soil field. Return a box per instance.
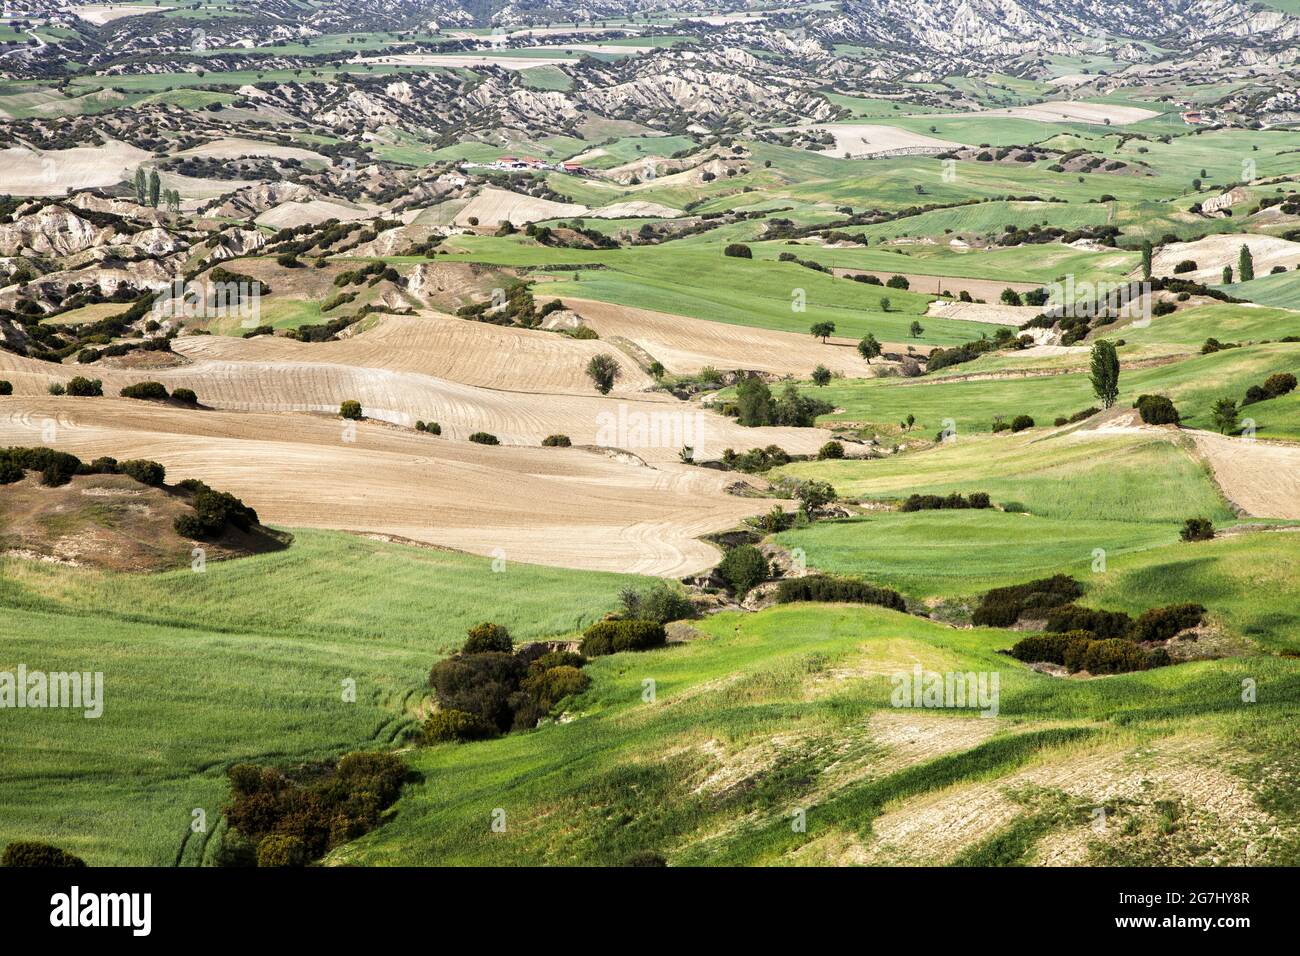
[0,399,787,576]
[453,186,588,226]
[567,298,909,374]
[64,4,174,25]
[0,141,150,196]
[1192,431,1300,519]
[930,102,1160,125]
[832,268,1040,301]
[1148,233,1300,282]
[789,124,961,158]
[255,198,377,229]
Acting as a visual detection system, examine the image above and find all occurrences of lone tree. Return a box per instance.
[857,332,881,364]
[1089,339,1120,409]
[339,400,362,420]
[1239,244,1255,282]
[811,364,832,386]
[879,296,892,312]
[1222,265,1233,284]
[909,320,923,338]
[134,167,147,205]
[795,479,838,520]
[810,321,836,343]
[148,169,161,208]
[1212,397,1239,435]
[1141,239,1153,280]
[585,354,621,394]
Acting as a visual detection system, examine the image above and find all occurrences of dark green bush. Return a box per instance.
[581,619,666,657]
[900,492,991,512]
[171,387,198,405]
[512,665,590,729]
[619,582,695,623]
[120,458,166,487]
[65,376,103,397]
[775,574,906,611]
[718,544,769,597]
[817,440,845,460]
[0,381,12,396]
[1,841,87,868]
[542,434,572,447]
[1130,603,1205,642]
[469,432,499,445]
[1078,638,1149,675]
[1010,415,1035,432]
[339,400,362,420]
[1009,630,1092,665]
[972,575,1083,627]
[1135,394,1180,425]
[1180,517,1214,542]
[463,622,512,654]
[173,479,258,538]
[120,381,169,400]
[428,652,526,732]
[1045,604,1133,639]
[724,243,752,258]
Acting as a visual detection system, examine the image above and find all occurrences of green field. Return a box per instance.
[339,599,1300,866]
[763,342,1300,440]
[0,531,633,866]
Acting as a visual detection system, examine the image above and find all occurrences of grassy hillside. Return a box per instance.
[338,601,1300,866]
[0,530,634,866]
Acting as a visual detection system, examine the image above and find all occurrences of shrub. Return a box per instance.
[47,383,66,395]
[256,834,308,868]
[172,387,198,405]
[718,544,769,598]
[120,458,165,487]
[339,400,362,420]
[899,492,991,512]
[468,432,499,445]
[1010,414,1035,432]
[775,574,906,611]
[416,421,442,435]
[1130,603,1205,643]
[619,582,695,624]
[423,708,495,743]
[542,434,572,447]
[173,479,258,539]
[585,354,621,394]
[65,376,103,397]
[1135,394,1180,425]
[1263,373,1297,398]
[1180,517,1214,542]
[817,440,845,460]
[972,575,1082,627]
[428,652,526,732]
[1009,630,1093,666]
[0,841,87,868]
[0,381,11,395]
[724,243,752,258]
[464,622,512,654]
[1045,604,1133,638]
[1151,300,1176,317]
[1078,638,1149,675]
[581,619,666,657]
[1172,260,1197,274]
[514,665,590,727]
[886,274,910,289]
[120,381,169,401]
